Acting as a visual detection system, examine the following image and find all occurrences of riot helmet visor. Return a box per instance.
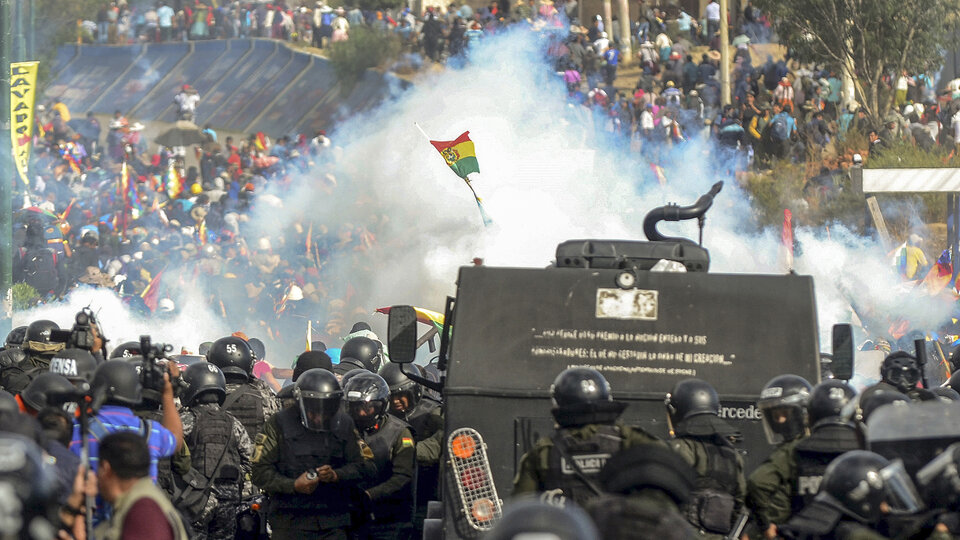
[880,459,924,515]
[758,399,807,445]
[297,390,341,431]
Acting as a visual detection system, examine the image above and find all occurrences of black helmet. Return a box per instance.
[248,338,267,362]
[379,362,422,418]
[808,379,856,426]
[24,320,60,346]
[551,367,612,408]
[48,348,99,385]
[207,336,255,380]
[551,367,626,428]
[856,387,909,424]
[109,341,142,359]
[341,337,382,372]
[880,351,920,393]
[818,451,923,523]
[666,378,720,424]
[933,386,960,402]
[757,374,812,445]
[343,372,390,432]
[340,367,370,388]
[92,359,142,407]
[21,373,75,412]
[0,390,17,414]
[292,351,333,382]
[598,444,696,506]
[486,498,600,540]
[181,361,226,406]
[294,368,342,431]
[4,326,27,348]
[0,434,60,539]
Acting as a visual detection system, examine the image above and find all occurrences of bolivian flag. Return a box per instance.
[429,131,480,179]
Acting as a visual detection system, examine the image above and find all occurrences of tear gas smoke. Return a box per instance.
[19,29,952,367]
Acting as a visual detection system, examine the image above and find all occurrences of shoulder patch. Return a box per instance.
[359,438,374,460]
[401,436,414,448]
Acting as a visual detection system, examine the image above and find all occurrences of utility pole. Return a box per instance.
[719,0,731,105]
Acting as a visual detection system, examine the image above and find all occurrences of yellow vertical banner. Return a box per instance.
[10,61,39,187]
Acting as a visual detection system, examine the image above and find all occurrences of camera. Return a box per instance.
[138,335,182,402]
[49,307,106,352]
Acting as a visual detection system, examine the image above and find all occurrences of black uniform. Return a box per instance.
[356,414,416,540]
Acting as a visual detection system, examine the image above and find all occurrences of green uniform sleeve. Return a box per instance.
[622,425,667,448]
[416,425,443,464]
[512,440,549,495]
[367,427,415,501]
[746,442,797,528]
[171,443,192,475]
[250,415,297,495]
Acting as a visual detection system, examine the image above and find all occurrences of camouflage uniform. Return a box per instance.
[224,378,281,440]
[181,403,254,540]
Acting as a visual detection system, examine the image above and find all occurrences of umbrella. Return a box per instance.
[15,207,59,223]
[732,34,751,46]
[155,120,207,147]
[67,118,100,140]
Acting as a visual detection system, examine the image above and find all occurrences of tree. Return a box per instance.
[753,0,959,124]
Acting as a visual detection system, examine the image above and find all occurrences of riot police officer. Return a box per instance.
[753,379,864,538]
[180,361,253,540]
[343,371,416,539]
[341,337,385,372]
[380,362,443,533]
[251,368,375,540]
[779,451,924,540]
[0,319,64,394]
[207,335,279,440]
[746,374,812,536]
[863,351,935,402]
[18,372,75,416]
[512,367,663,505]
[665,378,745,537]
[2,326,26,350]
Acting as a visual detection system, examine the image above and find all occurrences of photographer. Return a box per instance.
[69,359,183,520]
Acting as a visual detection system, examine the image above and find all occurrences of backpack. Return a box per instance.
[770,115,790,142]
[19,247,58,294]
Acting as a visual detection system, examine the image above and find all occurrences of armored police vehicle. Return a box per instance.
[387,182,852,539]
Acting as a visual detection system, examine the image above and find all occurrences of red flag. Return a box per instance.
[141,269,165,312]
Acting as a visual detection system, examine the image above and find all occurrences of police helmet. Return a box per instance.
[4,326,26,348]
[92,359,143,407]
[857,387,909,424]
[551,367,612,409]
[181,362,227,407]
[880,351,920,393]
[343,372,390,432]
[757,374,812,445]
[341,336,382,372]
[0,434,60,540]
[379,362,422,417]
[48,348,99,385]
[109,341,142,359]
[207,336,255,380]
[0,390,17,414]
[808,379,857,426]
[248,338,267,362]
[666,378,720,425]
[294,368,342,431]
[24,320,60,346]
[933,386,960,402]
[20,373,75,413]
[818,451,923,523]
[339,367,369,388]
[485,498,600,540]
[598,443,696,506]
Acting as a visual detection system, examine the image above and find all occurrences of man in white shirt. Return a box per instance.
[705,0,720,39]
[157,2,175,42]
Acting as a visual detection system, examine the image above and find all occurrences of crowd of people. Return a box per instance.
[2,309,960,539]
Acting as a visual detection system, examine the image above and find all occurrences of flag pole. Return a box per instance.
[414,122,430,141]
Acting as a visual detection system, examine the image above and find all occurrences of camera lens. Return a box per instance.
[76,313,89,325]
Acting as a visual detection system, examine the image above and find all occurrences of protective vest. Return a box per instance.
[791,423,863,514]
[223,382,266,440]
[544,424,623,506]
[361,415,414,522]
[269,407,354,521]
[186,407,242,487]
[682,438,740,534]
[95,477,189,540]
